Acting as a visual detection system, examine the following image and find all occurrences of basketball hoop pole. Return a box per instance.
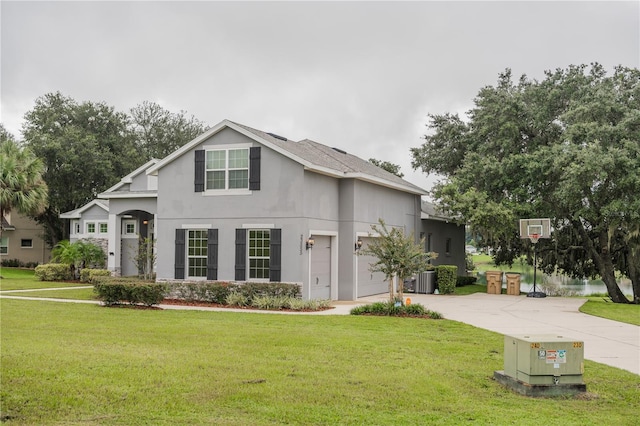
[527,234,546,298]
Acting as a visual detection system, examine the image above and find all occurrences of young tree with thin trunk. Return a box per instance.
[360,219,435,302]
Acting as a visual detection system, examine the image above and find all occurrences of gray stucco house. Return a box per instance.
[61,120,465,300]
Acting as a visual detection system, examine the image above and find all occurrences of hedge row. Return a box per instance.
[34,263,72,281]
[80,268,111,283]
[1,259,39,268]
[166,281,301,305]
[92,276,166,306]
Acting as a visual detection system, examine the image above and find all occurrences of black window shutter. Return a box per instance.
[249,147,261,190]
[269,228,282,282]
[235,228,246,281]
[175,229,186,279]
[194,150,205,192]
[207,229,218,280]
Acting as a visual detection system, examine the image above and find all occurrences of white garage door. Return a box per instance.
[310,235,331,300]
[357,237,388,297]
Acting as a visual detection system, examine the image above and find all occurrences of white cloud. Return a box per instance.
[1,1,638,193]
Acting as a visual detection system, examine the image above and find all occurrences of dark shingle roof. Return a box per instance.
[231,121,425,194]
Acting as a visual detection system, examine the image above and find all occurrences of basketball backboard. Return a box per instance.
[519,218,551,240]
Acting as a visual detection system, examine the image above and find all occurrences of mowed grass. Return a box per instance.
[580,298,640,326]
[0,267,81,291]
[2,299,639,425]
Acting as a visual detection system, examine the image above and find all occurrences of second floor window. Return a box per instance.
[206,148,249,190]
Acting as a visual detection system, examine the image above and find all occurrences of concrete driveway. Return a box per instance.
[358,292,640,375]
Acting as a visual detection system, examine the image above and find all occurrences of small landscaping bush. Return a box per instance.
[169,281,237,304]
[34,263,72,281]
[436,265,458,294]
[167,281,301,305]
[93,276,166,306]
[251,295,289,310]
[456,275,478,287]
[79,268,111,283]
[225,291,249,307]
[350,301,442,319]
[1,259,21,267]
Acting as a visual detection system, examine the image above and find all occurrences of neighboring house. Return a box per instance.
[61,120,465,300]
[0,211,51,266]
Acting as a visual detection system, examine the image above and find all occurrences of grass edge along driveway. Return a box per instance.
[1,298,639,425]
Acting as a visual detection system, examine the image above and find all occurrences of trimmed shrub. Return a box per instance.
[456,275,478,287]
[239,282,301,300]
[34,263,72,281]
[350,301,442,318]
[436,265,458,294]
[168,281,237,304]
[166,281,301,305]
[1,259,22,267]
[80,268,111,283]
[93,276,166,306]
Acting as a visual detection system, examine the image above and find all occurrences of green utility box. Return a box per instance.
[503,334,584,385]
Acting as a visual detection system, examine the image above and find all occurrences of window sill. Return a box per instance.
[202,189,252,196]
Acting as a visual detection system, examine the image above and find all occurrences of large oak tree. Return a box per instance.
[411,64,639,303]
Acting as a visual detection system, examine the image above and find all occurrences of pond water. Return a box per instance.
[476,271,633,297]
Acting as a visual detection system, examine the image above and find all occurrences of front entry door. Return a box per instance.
[310,235,331,300]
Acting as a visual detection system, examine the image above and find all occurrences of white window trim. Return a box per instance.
[186,229,208,280]
[98,222,108,234]
[0,237,8,255]
[20,239,33,249]
[247,228,271,282]
[122,219,137,239]
[202,144,251,194]
[86,222,97,234]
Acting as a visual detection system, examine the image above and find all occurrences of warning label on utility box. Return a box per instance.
[545,349,567,364]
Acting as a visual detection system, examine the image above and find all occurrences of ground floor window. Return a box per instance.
[21,239,33,248]
[0,237,7,254]
[188,230,208,277]
[249,229,270,279]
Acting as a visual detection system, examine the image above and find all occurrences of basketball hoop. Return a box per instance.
[529,233,540,244]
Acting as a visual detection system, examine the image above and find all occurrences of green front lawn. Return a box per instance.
[1,299,638,425]
[0,267,81,291]
[580,298,640,326]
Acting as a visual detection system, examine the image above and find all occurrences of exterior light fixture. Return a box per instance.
[355,239,363,251]
[306,237,315,250]
[142,220,149,225]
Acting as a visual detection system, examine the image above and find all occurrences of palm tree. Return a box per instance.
[0,138,49,237]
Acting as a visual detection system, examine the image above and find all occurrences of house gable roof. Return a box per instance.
[146,120,426,195]
[59,199,109,219]
[103,158,160,193]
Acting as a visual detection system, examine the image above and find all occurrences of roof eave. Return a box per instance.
[98,192,158,199]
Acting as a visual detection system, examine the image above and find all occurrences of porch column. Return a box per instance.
[107,213,121,275]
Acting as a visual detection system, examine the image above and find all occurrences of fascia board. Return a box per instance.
[97,192,158,199]
[345,172,427,196]
[59,199,109,219]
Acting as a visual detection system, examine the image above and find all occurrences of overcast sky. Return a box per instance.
[2,1,638,192]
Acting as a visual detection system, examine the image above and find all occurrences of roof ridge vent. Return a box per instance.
[267,132,288,141]
[332,147,347,154]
